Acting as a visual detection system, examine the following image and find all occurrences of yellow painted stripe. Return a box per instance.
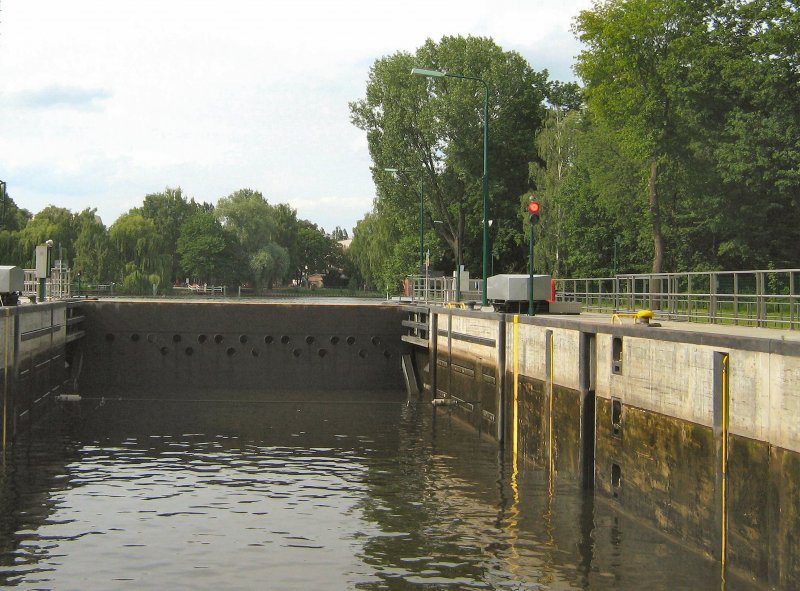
[548,331,555,492]
[512,315,519,469]
[3,308,10,454]
[721,353,730,581]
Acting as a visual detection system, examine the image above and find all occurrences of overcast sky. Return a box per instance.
[0,0,591,233]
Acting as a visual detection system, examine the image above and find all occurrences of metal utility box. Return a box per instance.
[0,266,24,293]
[487,274,552,302]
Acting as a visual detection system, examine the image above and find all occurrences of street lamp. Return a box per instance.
[0,180,6,228]
[411,67,490,306]
[384,167,425,273]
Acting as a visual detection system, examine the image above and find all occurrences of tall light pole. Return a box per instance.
[411,67,490,306]
[384,168,425,272]
[0,180,6,229]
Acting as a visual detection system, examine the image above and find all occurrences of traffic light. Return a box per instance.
[527,199,541,225]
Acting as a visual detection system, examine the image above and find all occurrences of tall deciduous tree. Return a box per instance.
[138,187,193,283]
[216,189,289,289]
[575,0,701,273]
[177,208,235,284]
[350,35,548,288]
[530,82,584,276]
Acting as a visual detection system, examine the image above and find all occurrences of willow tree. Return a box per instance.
[216,189,289,289]
[350,35,548,283]
[109,211,170,292]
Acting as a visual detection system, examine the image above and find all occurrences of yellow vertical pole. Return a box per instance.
[512,315,519,468]
[3,308,10,454]
[548,331,555,494]
[721,353,730,585]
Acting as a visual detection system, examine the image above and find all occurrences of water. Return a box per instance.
[0,396,752,590]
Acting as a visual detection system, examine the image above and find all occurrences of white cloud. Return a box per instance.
[0,0,592,233]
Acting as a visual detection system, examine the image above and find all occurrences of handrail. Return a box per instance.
[403,275,482,304]
[554,269,800,330]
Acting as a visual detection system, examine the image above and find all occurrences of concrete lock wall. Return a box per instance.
[1,302,70,445]
[79,301,407,398]
[416,307,800,589]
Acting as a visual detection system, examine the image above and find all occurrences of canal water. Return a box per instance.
[0,394,755,590]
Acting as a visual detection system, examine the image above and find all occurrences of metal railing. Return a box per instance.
[555,269,800,330]
[22,268,72,301]
[404,275,483,304]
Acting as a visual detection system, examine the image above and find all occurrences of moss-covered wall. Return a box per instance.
[413,305,800,589]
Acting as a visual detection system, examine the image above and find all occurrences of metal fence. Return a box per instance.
[23,268,72,301]
[404,275,483,304]
[555,269,800,330]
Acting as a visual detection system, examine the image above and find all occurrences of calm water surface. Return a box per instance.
[0,395,749,590]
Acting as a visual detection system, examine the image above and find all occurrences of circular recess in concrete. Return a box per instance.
[281,335,291,345]
[226,347,236,356]
[185,347,194,356]
[358,349,368,358]
[172,334,182,343]
[371,336,381,346]
[264,335,273,344]
[346,336,356,345]
[292,348,302,358]
[105,333,115,343]
[130,333,140,342]
[214,334,224,344]
[383,349,392,359]
[318,348,327,357]
[159,346,169,355]
[239,335,248,344]
[198,334,208,344]
[305,335,315,345]
[147,334,157,343]
[330,336,339,345]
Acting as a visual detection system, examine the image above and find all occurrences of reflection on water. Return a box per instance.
[0,397,752,590]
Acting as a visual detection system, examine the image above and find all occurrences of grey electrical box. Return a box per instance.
[0,266,24,293]
[487,274,552,302]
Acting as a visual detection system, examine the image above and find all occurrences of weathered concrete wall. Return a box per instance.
[79,301,406,398]
[413,306,800,589]
[1,302,72,443]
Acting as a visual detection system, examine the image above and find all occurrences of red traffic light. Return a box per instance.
[528,201,540,214]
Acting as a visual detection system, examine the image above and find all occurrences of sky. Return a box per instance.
[0,0,592,234]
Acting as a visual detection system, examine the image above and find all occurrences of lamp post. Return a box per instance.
[411,67,490,306]
[384,168,425,273]
[0,180,6,229]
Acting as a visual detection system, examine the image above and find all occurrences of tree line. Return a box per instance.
[348,0,799,292]
[0,187,352,294]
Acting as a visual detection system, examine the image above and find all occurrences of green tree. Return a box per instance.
[138,187,193,283]
[73,208,117,283]
[216,189,289,288]
[249,242,290,289]
[330,227,349,241]
[698,0,800,268]
[18,206,78,267]
[177,208,236,284]
[350,35,548,283]
[575,0,702,273]
[297,221,335,277]
[530,83,583,277]
[270,203,303,281]
[109,211,170,293]
[0,194,31,266]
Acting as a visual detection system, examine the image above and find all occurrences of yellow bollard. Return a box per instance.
[612,309,655,325]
